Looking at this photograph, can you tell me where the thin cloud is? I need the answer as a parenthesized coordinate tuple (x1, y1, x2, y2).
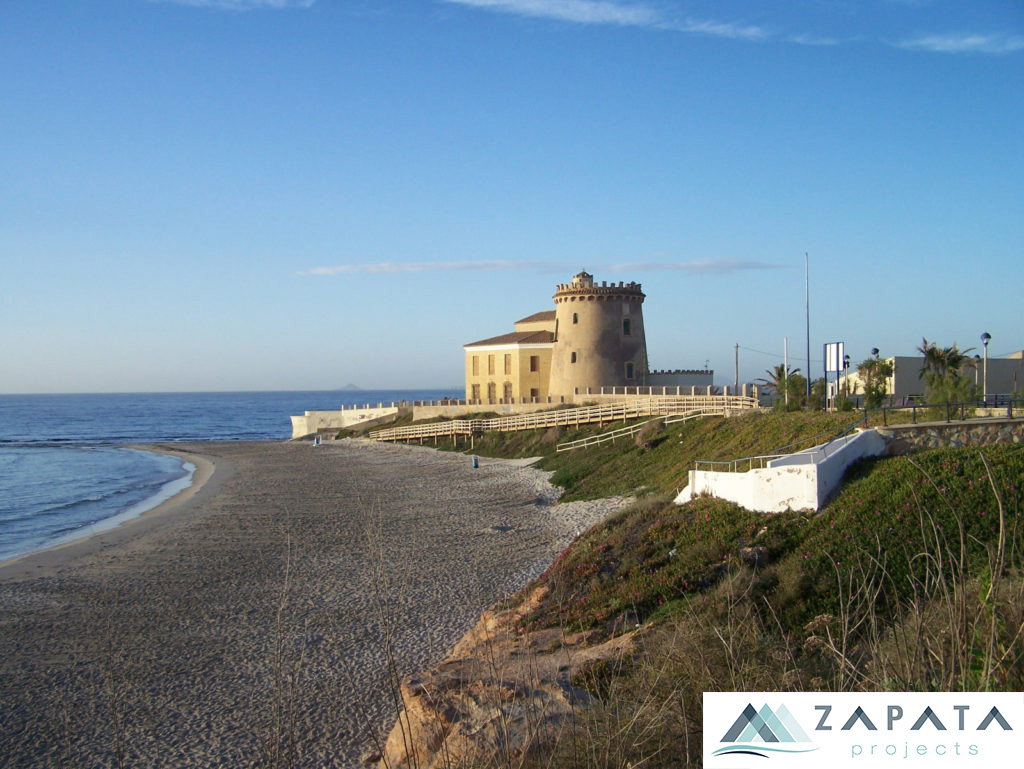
(153, 0, 314, 10)
(441, 0, 771, 41)
(608, 259, 781, 275)
(298, 260, 552, 276)
(895, 32, 1024, 54)
(441, 0, 659, 27)
(443, 0, 1024, 55)
(299, 258, 781, 277)
(666, 16, 769, 42)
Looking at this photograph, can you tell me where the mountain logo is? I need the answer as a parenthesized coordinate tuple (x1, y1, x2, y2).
(713, 702, 820, 759)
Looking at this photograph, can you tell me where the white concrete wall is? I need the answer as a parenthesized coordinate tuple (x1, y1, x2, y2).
(675, 429, 887, 513)
(290, 407, 399, 438)
(679, 465, 819, 512)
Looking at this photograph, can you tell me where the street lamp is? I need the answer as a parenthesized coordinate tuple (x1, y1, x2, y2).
(871, 347, 879, 360)
(981, 332, 991, 404)
(974, 355, 981, 389)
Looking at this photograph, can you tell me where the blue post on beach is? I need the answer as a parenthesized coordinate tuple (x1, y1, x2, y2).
(472, 455, 478, 469)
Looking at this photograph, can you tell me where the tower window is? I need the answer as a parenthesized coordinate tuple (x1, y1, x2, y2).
(626, 362, 634, 380)
(571, 352, 578, 364)
(572, 312, 579, 324)
(623, 319, 631, 336)
(529, 355, 539, 372)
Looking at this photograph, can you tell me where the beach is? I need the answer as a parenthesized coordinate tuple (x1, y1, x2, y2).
(0, 439, 628, 768)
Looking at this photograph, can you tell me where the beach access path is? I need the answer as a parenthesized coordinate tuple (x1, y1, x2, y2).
(0, 439, 628, 769)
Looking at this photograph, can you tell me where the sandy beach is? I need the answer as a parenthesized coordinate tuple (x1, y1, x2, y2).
(0, 439, 628, 768)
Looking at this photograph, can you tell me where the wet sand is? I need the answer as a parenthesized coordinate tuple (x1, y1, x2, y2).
(0, 440, 628, 768)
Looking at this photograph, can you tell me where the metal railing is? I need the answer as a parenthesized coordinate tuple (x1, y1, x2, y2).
(690, 398, 1024, 476)
(369, 395, 759, 443)
(866, 398, 1024, 426)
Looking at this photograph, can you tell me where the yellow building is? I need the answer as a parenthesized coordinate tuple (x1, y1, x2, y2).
(464, 272, 713, 405)
(464, 311, 555, 405)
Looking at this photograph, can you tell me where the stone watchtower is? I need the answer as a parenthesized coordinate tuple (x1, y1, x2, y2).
(547, 271, 648, 399)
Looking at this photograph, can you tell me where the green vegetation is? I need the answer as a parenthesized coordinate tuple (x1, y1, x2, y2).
(517, 443, 1024, 767)
(857, 355, 894, 409)
(917, 337, 979, 405)
(429, 409, 1024, 767)
(444, 410, 858, 502)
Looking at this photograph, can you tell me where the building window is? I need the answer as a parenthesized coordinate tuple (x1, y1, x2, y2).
(503, 382, 513, 402)
(626, 362, 634, 380)
(530, 388, 539, 401)
(488, 355, 495, 375)
(571, 352, 577, 364)
(504, 354, 512, 375)
(471, 384, 480, 402)
(487, 382, 496, 404)
(623, 319, 631, 336)
(529, 355, 539, 372)
(472, 356, 479, 376)
(572, 312, 579, 324)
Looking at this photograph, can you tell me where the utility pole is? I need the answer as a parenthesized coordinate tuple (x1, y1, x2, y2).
(784, 336, 789, 407)
(734, 343, 739, 394)
(805, 252, 811, 401)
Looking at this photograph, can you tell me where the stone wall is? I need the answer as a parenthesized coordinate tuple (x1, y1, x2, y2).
(877, 418, 1024, 455)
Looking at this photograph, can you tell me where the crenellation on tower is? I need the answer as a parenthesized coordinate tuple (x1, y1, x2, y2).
(548, 271, 648, 398)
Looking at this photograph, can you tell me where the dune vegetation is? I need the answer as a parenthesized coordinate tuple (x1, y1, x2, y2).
(432, 411, 1024, 767)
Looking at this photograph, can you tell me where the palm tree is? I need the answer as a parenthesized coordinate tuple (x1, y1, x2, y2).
(756, 364, 800, 394)
(917, 338, 977, 403)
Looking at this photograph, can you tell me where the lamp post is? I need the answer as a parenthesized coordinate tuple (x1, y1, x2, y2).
(843, 353, 850, 401)
(981, 332, 991, 404)
(974, 355, 981, 389)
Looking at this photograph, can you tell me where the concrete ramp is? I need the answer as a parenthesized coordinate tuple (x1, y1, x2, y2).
(675, 428, 886, 513)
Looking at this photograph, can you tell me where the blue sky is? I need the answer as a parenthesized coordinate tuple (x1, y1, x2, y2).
(2, 0, 1021, 393)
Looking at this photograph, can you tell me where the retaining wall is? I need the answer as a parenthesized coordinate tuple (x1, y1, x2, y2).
(877, 418, 1024, 454)
(675, 417, 1023, 514)
(290, 406, 402, 439)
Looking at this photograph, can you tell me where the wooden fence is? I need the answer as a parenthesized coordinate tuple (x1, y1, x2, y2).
(554, 407, 733, 452)
(368, 395, 759, 444)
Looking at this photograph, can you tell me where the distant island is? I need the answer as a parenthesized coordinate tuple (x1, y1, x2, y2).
(336, 384, 362, 391)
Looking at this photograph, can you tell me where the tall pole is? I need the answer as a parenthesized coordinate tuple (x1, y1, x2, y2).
(805, 252, 811, 400)
(981, 332, 991, 403)
(734, 343, 739, 395)
(782, 337, 790, 409)
(784, 336, 789, 407)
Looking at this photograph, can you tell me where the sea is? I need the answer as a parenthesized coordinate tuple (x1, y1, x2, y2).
(0, 389, 458, 562)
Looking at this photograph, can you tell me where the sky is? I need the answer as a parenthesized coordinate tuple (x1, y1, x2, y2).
(1, 0, 1022, 393)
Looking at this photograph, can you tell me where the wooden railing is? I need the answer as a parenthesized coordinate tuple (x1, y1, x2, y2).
(369, 395, 759, 443)
(555, 407, 730, 452)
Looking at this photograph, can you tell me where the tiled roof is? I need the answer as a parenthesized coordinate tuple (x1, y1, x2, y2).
(515, 310, 556, 324)
(464, 330, 555, 348)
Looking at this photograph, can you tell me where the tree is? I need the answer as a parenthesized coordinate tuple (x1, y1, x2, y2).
(756, 364, 801, 408)
(916, 338, 978, 403)
(857, 356, 894, 409)
(808, 377, 826, 411)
